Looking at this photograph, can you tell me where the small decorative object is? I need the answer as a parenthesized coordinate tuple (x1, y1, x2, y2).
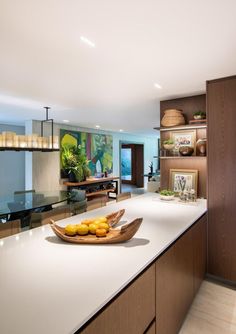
(193, 111, 206, 120)
(171, 130, 196, 154)
(160, 189, 175, 201)
(179, 146, 194, 156)
(161, 109, 185, 127)
(196, 138, 207, 156)
(163, 139, 175, 150)
(169, 169, 198, 195)
(149, 162, 153, 174)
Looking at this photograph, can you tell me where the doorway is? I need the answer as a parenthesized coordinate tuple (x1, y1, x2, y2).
(120, 143, 144, 193)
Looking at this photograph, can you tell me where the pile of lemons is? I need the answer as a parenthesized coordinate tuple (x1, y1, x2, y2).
(65, 216, 110, 238)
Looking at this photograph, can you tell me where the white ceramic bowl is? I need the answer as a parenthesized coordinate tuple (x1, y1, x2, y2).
(160, 194, 175, 201)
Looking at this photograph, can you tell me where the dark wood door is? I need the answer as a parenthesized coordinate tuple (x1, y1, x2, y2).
(207, 75, 236, 282)
(121, 144, 144, 187)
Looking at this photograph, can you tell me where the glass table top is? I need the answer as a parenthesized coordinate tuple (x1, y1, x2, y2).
(0, 191, 70, 216)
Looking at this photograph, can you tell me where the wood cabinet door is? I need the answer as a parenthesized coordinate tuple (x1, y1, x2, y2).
(156, 230, 194, 334)
(192, 214, 207, 294)
(81, 264, 155, 334)
(146, 321, 156, 334)
(207, 76, 236, 282)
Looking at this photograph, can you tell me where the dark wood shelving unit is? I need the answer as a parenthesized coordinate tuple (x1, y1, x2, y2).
(159, 94, 207, 198)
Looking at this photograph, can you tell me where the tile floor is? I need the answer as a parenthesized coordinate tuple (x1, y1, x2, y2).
(179, 280, 236, 334)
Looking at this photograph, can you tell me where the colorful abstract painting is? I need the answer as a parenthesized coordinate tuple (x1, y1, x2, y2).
(60, 129, 113, 176)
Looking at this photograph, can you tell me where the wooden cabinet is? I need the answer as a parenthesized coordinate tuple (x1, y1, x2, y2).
(156, 214, 206, 334)
(80, 264, 156, 334)
(192, 214, 207, 293)
(80, 214, 206, 334)
(146, 321, 156, 334)
(207, 75, 236, 282)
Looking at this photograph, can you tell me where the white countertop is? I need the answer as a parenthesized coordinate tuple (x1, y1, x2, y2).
(0, 193, 207, 334)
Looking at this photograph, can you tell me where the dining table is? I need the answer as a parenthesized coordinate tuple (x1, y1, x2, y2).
(0, 190, 70, 222)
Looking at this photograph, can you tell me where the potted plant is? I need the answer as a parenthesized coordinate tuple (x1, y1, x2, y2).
(163, 139, 175, 150)
(61, 144, 90, 182)
(193, 111, 206, 120)
(159, 189, 175, 201)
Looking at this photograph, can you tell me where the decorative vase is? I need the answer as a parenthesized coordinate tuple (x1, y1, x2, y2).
(196, 139, 207, 156)
(179, 146, 194, 156)
(161, 109, 185, 127)
(68, 171, 77, 182)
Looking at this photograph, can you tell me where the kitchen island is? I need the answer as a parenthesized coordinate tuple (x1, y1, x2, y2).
(0, 193, 207, 334)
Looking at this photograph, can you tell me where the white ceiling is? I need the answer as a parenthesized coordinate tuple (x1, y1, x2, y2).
(0, 0, 236, 135)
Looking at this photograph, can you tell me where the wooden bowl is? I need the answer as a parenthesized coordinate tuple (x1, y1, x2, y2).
(179, 146, 194, 156)
(50, 209, 143, 244)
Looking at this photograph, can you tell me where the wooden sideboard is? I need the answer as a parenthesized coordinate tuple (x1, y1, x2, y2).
(63, 177, 119, 198)
(79, 213, 207, 334)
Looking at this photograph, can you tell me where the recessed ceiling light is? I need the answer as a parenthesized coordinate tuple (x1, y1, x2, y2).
(95, 125, 100, 129)
(63, 120, 70, 123)
(80, 36, 95, 48)
(154, 83, 162, 89)
(119, 129, 124, 132)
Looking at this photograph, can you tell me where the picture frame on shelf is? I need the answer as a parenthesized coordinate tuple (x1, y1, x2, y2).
(171, 130, 196, 155)
(169, 169, 198, 194)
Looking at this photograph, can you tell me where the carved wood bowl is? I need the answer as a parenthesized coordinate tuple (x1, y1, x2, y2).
(50, 209, 143, 244)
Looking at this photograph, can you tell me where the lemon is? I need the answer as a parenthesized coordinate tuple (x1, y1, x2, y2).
(77, 224, 89, 235)
(81, 219, 94, 226)
(98, 222, 110, 232)
(96, 228, 107, 237)
(65, 224, 77, 236)
(97, 217, 108, 224)
(89, 223, 99, 235)
(93, 219, 102, 226)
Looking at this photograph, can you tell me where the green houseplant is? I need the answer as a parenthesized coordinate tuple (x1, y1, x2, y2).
(61, 144, 90, 182)
(163, 139, 175, 150)
(193, 111, 206, 120)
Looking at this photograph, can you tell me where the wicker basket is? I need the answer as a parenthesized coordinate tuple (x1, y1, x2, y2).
(161, 109, 185, 127)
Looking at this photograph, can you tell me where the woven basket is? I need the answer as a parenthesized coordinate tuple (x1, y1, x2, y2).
(161, 109, 185, 127)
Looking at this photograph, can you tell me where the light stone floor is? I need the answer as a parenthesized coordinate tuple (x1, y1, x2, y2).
(179, 280, 236, 334)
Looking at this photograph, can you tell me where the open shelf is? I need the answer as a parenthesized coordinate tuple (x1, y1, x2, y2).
(160, 156, 206, 159)
(86, 188, 116, 197)
(154, 124, 207, 132)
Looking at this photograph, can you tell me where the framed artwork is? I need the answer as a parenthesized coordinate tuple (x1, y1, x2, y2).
(169, 169, 198, 194)
(60, 129, 113, 177)
(171, 130, 196, 154)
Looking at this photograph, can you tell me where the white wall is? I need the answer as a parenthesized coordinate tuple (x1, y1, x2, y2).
(0, 124, 25, 196)
(27, 121, 159, 191)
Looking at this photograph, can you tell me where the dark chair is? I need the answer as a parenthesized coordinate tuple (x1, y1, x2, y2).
(0, 219, 21, 238)
(30, 207, 72, 228)
(116, 192, 131, 202)
(69, 189, 87, 215)
(86, 197, 107, 211)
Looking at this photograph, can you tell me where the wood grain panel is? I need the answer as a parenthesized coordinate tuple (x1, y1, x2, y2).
(207, 76, 236, 282)
(156, 230, 194, 334)
(160, 157, 207, 198)
(160, 95, 206, 124)
(145, 321, 156, 334)
(81, 264, 155, 334)
(192, 215, 207, 294)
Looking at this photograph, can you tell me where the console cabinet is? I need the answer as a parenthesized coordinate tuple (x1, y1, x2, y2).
(80, 214, 206, 334)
